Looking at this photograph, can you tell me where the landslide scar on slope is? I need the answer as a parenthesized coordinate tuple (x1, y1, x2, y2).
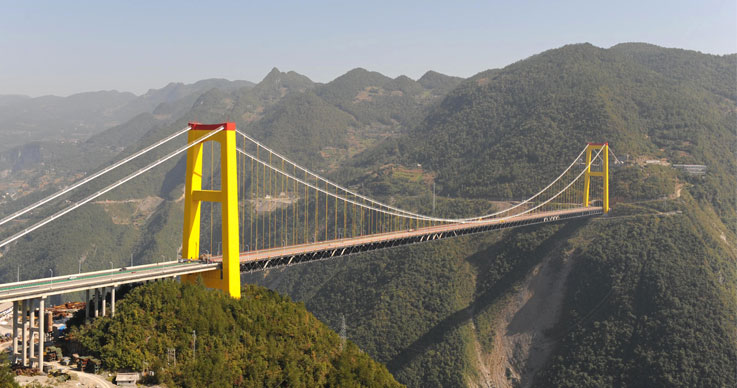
(482, 251, 574, 388)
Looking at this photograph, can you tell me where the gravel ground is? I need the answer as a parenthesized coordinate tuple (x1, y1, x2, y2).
(15, 361, 115, 388)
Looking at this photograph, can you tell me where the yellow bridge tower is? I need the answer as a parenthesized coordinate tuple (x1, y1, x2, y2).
(181, 122, 241, 298)
(583, 142, 609, 213)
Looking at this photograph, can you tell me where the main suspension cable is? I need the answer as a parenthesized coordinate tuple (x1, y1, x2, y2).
(0, 127, 223, 249)
(0, 126, 191, 227)
(237, 147, 458, 223)
(237, 128, 591, 224)
(458, 147, 588, 222)
(236, 129, 425, 219)
(237, 144, 592, 224)
(500, 148, 604, 221)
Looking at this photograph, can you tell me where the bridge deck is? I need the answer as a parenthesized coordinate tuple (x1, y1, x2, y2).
(0, 261, 218, 303)
(0, 206, 601, 303)
(234, 206, 602, 272)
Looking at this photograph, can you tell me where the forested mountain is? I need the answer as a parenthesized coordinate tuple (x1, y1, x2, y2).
(249, 43, 736, 387)
(247, 91, 357, 169)
(315, 67, 458, 128)
(69, 281, 403, 387)
(400, 44, 734, 205)
(609, 43, 737, 101)
(418, 70, 464, 93)
(1, 43, 734, 388)
(120, 78, 255, 120)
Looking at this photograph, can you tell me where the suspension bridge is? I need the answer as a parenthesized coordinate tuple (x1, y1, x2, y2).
(0, 122, 610, 369)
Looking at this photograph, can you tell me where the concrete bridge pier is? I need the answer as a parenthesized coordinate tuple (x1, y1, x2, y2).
(101, 287, 107, 316)
(29, 300, 34, 361)
(84, 290, 88, 323)
(111, 286, 116, 317)
(81, 287, 116, 322)
(93, 288, 99, 318)
(9, 298, 47, 370)
(21, 299, 27, 366)
(36, 297, 44, 372)
(12, 301, 18, 360)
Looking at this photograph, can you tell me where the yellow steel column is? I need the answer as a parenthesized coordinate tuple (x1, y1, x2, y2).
(334, 185, 338, 240)
(181, 122, 241, 299)
(182, 131, 204, 260)
(603, 144, 609, 213)
(583, 142, 610, 213)
(583, 146, 592, 207)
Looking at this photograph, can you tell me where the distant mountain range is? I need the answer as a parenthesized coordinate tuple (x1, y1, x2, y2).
(0, 79, 254, 151)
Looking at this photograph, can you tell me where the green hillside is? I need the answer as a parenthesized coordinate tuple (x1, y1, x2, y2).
(252, 43, 736, 387)
(539, 196, 736, 387)
(400, 44, 734, 210)
(70, 281, 403, 388)
(246, 91, 358, 170)
(418, 70, 464, 94)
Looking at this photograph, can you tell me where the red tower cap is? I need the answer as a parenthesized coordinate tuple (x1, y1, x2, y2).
(188, 122, 235, 131)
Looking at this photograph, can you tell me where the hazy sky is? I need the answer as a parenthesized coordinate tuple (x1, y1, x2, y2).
(2, 0, 735, 97)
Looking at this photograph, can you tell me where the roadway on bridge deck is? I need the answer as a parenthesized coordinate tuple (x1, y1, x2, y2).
(232, 206, 602, 265)
(0, 261, 218, 303)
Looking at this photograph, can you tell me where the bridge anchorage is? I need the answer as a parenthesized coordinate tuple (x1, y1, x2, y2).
(0, 121, 610, 368)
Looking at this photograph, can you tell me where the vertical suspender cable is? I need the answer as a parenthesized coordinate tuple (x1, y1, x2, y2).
(282, 159, 285, 246)
(250, 145, 254, 251)
(240, 136, 245, 251)
(259, 149, 269, 249)
(292, 165, 299, 245)
(314, 177, 318, 242)
(255, 145, 259, 250)
(262, 148, 266, 249)
(268, 152, 272, 249)
(325, 180, 328, 241)
(210, 141, 214, 255)
(352, 199, 356, 238)
(360, 200, 364, 236)
(304, 170, 308, 244)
